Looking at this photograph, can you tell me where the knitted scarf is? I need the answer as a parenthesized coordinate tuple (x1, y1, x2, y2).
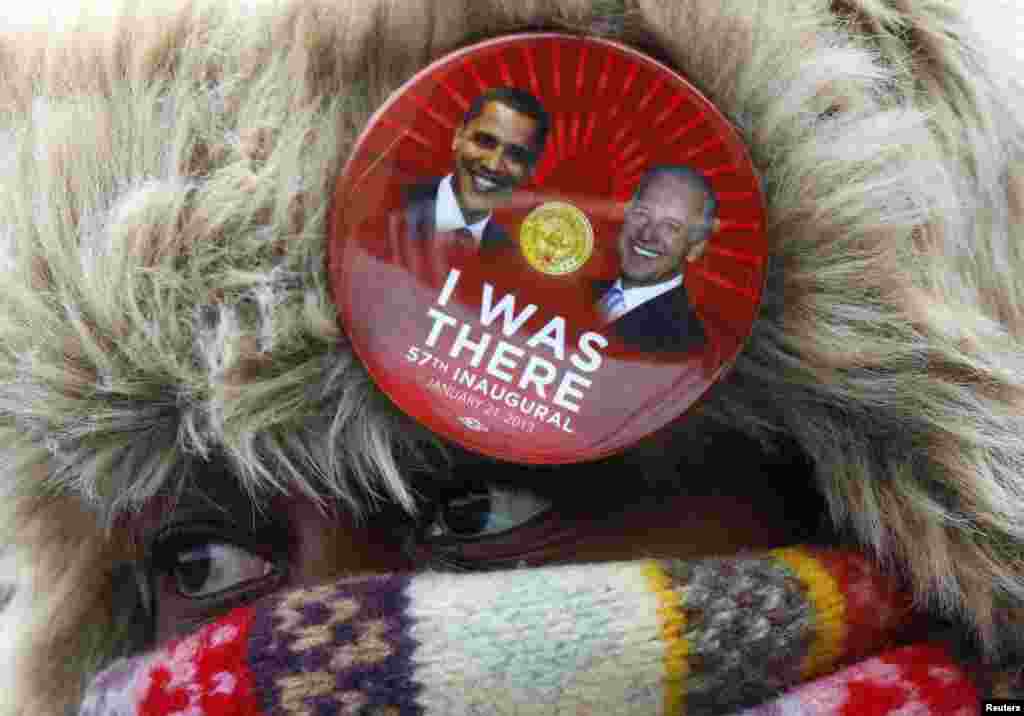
(78, 546, 1023, 715)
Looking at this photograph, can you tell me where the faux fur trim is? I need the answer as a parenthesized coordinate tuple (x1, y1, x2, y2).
(0, 0, 1021, 712)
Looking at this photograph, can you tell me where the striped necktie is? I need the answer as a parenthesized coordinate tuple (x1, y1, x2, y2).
(599, 285, 625, 321)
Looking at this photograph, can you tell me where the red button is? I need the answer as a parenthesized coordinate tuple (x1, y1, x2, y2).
(328, 34, 768, 464)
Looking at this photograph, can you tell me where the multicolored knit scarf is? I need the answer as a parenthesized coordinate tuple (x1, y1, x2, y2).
(79, 547, 1023, 715)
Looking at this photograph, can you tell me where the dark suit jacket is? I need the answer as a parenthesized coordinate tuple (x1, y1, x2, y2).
(404, 177, 512, 255)
(594, 279, 706, 353)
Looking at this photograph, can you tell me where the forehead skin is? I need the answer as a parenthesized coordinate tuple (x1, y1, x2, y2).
(635, 174, 708, 229)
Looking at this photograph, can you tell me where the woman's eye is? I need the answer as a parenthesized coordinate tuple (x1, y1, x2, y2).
(424, 484, 552, 540)
(165, 542, 276, 599)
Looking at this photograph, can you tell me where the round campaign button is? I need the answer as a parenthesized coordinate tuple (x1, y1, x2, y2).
(328, 34, 768, 464)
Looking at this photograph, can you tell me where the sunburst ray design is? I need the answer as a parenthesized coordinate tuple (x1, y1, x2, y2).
(520, 45, 541, 99)
(611, 122, 633, 148)
(666, 111, 707, 145)
(690, 265, 758, 299)
(405, 92, 455, 131)
(707, 245, 766, 266)
(464, 59, 488, 94)
(496, 51, 513, 86)
(654, 93, 686, 127)
(551, 41, 561, 97)
(620, 173, 644, 191)
(555, 115, 567, 162)
(683, 135, 724, 160)
(718, 220, 761, 233)
(716, 192, 757, 202)
(616, 139, 643, 165)
(614, 172, 643, 198)
(378, 117, 431, 149)
(636, 76, 666, 114)
(582, 114, 598, 150)
(570, 114, 581, 157)
(597, 47, 614, 95)
(704, 163, 737, 177)
(621, 153, 649, 178)
(346, 135, 417, 195)
(620, 61, 640, 96)
(438, 78, 469, 112)
(576, 45, 589, 95)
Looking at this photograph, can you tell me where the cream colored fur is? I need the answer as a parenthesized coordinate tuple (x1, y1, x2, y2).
(0, 0, 1021, 712)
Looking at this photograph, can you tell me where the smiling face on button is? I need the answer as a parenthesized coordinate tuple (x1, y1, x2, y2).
(451, 100, 540, 223)
(617, 174, 709, 289)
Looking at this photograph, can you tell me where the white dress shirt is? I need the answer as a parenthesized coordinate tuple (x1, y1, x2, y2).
(434, 174, 491, 246)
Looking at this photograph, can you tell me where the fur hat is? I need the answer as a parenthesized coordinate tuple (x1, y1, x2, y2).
(0, 0, 1022, 712)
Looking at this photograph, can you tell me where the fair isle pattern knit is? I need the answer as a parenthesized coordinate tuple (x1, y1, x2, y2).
(406, 561, 665, 714)
(81, 607, 262, 716)
(738, 645, 980, 716)
(248, 573, 419, 715)
(662, 554, 816, 710)
(78, 547, 1014, 715)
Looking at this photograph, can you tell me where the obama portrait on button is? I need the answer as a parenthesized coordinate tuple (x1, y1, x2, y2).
(403, 87, 551, 258)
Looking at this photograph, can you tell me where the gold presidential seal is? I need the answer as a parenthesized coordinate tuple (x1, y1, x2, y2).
(519, 202, 594, 275)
